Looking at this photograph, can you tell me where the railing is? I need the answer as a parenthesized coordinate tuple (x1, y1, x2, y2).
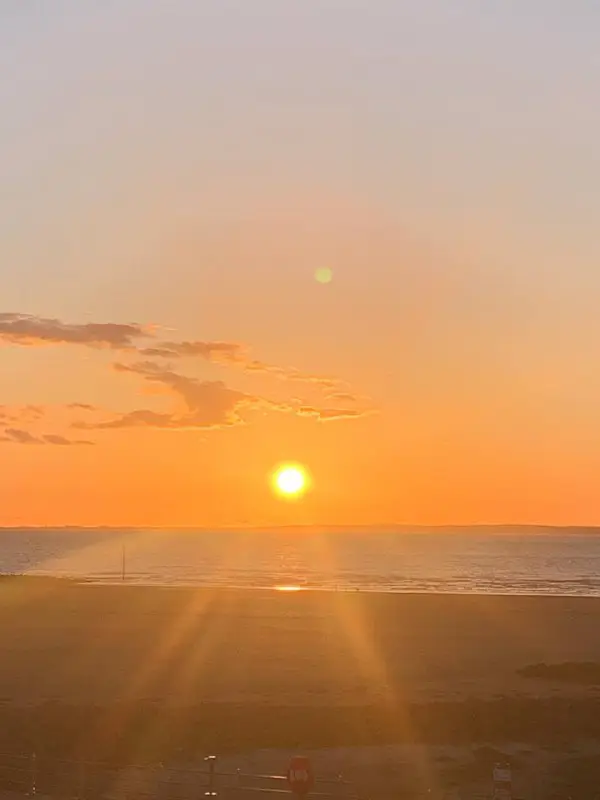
(0, 752, 358, 800)
(0, 751, 539, 800)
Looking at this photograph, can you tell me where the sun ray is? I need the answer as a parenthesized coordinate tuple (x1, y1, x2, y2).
(81, 586, 219, 760)
(295, 530, 440, 795)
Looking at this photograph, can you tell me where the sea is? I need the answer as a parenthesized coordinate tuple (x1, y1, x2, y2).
(1, 527, 600, 596)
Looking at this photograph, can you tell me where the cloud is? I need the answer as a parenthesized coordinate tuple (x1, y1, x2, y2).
(1, 313, 375, 443)
(243, 359, 340, 388)
(79, 410, 184, 430)
(43, 434, 94, 446)
(0, 309, 354, 396)
(325, 391, 362, 403)
(0, 428, 93, 445)
(297, 406, 377, 422)
(0, 313, 149, 349)
(3, 428, 40, 444)
(140, 339, 341, 388)
(67, 403, 97, 412)
(0, 406, 34, 425)
(114, 361, 256, 423)
(0, 404, 49, 423)
(21, 405, 45, 420)
(139, 341, 246, 363)
(0, 311, 349, 388)
(78, 362, 269, 431)
(76, 360, 375, 432)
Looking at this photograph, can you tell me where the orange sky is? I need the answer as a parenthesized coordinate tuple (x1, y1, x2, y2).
(2, 3, 600, 526)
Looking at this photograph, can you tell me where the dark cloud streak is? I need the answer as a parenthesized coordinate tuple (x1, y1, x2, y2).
(0, 427, 93, 445)
(0, 313, 149, 349)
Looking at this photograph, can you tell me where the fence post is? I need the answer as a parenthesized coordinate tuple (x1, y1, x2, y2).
(158, 762, 167, 800)
(29, 753, 36, 797)
(204, 755, 217, 798)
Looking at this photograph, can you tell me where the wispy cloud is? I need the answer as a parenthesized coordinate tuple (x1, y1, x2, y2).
(78, 361, 272, 431)
(0, 313, 348, 389)
(79, 409, 185, 430)
(0, 408, 32, 426)
(116, 361, 259, 421)
(43, 434, 94, 446)
(2, 428, 40, 445)
(297, 406, 376, 421)
(21, 405, 45, 420)
(325, 391, 363, 403)
(139, 341, 246, 362)
(0, 312, 345, 389)
(76, 361, 371, 432)
(0, 428, 93, 445)
(0, 313, 149, 349)
(1, 312, 375, 440)
(140, 339, 341, 388)
(242, 359, 340, 388)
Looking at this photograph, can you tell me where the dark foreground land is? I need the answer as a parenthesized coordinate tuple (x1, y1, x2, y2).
(2, 579, 600, 796)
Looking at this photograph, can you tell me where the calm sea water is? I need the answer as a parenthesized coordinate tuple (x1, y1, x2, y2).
(2, 527, 600, 596)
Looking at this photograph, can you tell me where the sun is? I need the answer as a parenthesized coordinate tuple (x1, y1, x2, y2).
(272, 464, 309, 499)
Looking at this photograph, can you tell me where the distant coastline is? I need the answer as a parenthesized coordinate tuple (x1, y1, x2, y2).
(2, 524, 600, 533)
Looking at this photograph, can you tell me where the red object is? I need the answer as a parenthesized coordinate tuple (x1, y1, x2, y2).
(287, 756, 314, 796)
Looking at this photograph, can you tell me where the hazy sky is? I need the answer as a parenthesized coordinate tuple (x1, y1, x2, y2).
(2, 1, 600, 525)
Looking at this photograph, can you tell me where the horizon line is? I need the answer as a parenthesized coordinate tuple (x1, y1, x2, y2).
(0, 523, 600, 532)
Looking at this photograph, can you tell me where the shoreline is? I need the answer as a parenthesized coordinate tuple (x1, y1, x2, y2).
(9, 574, 600, 599)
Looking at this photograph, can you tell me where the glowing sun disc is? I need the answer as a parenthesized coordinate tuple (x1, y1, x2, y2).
(272, 464, 309, 498)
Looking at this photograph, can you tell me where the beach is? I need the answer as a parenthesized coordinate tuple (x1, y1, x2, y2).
(3, 581, 600, 707)
(2, 580, 600, 796)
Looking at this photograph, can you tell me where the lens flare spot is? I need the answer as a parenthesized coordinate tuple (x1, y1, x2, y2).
(315, 268, 333, 284)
